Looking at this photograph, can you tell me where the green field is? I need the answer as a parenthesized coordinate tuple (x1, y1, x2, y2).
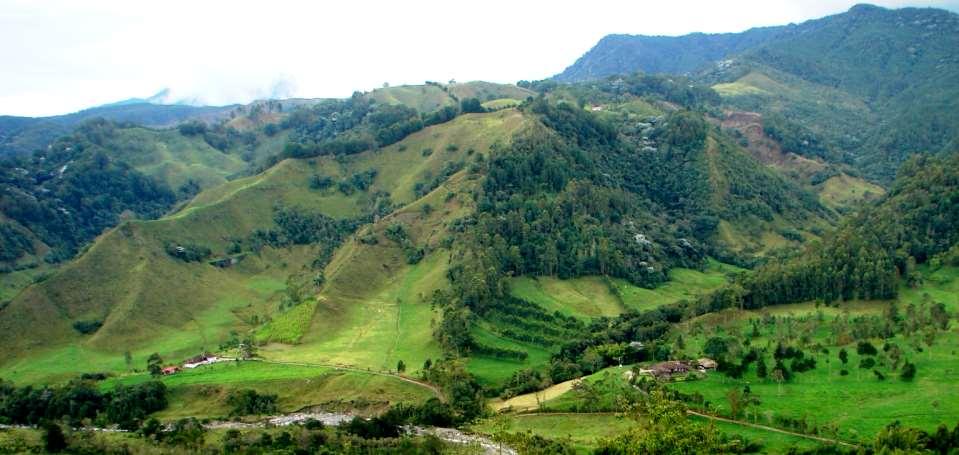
(472, 413, 634, 454)
(493, 365, 844, 453)
(103, 361, 434, 420)
(508, 259, 742, 319)
(467, 324, 554, 386)
(692, 417, 823, 453)
(509, 276, 625, 318)
(817, 173, 885, 210)
(482, 98, 521, 110)
(469, 260, 741, 387)
(668, 266, 959, 443)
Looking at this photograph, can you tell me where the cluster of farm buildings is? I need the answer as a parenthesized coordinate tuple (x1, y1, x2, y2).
(161, 354, 229, 375)
(640, 358, 718, 379)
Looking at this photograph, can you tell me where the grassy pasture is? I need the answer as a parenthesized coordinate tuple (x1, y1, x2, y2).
(508, 276, 624, 319)
(473, 260, 741, 387)
(817, 173, 885, 210)
(466, 324, 554, 387)
(472, 413, 633, 454)
(481, 98, 521, 110)
(508, 259, 742, 319)
(369, 84, 454, 113)
(102, 361, 432, 420)
(669, 266, 959, 442)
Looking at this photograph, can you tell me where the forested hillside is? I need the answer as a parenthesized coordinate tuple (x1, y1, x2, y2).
(555, 4, 959, 183)
(553, 27, 787, 82)
(0, 113, 274, 269)
(738, 153, 959, 308)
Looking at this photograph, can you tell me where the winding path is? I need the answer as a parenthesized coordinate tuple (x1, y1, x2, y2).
(515, 411, 858, 448)
(684, 410, 859, 448)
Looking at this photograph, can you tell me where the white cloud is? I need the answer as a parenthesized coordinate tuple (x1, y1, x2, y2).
(0, 0, 957, 116)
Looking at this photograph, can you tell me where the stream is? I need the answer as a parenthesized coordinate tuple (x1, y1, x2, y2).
(204, 411, 515, 455)
(4, 412, 514, 454)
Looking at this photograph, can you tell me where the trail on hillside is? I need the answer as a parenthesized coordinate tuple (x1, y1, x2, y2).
(253, 358, 446, 402)
(685, 410, 859, 448)
(514, 411, 858, 448)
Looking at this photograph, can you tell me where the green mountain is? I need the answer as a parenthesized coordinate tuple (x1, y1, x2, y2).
(553, 27, 788, 82)
(556, 4, 959, 182)
(0, 75, 829, 393)
(0, 108, 285, 271)
(2, 13, 959, 450)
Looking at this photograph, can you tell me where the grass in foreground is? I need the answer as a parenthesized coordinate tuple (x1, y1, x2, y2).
(669, 267, 959, 442)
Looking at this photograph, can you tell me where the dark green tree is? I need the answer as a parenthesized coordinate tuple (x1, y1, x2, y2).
(756, 356, 768, 379)
(147, 352, 163, 377)
(42, 421, 67, 453)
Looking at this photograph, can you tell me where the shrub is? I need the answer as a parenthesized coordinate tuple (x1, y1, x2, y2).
(165, 243, 211, 262)
(309, 174, 333, 190)
(42, 422, 67, 453)
(900, 362, 917, 381)
(857, 341, 878, 356)
(226, 389, 278, 416)
(460, 98, 485, 113)
(72, 320, 103, 335)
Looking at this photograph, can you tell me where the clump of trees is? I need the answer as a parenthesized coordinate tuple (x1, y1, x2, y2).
(595, 389, 758, 453)
(0, 379, 167, 430)
(276, 92, 472, 164)
(165, 242, 212, 262)
(226, 389, 278, 416)
(384, 223, 424, 264)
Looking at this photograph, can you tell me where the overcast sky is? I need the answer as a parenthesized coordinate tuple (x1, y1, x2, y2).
(2, 0, 958, 116)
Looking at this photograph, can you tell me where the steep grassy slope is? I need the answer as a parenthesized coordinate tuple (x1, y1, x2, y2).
(260, 111, 529, 375)
(370, 82, 533, 112)
(509, 260, 742, 319)
(709, 66, 875, 164)
(92, 126, 249, 190)
(701, 133, 832, 258)
(370, 84, 454, 113)
(448, 81, 534, 102)
(0, 109, 528, 384)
